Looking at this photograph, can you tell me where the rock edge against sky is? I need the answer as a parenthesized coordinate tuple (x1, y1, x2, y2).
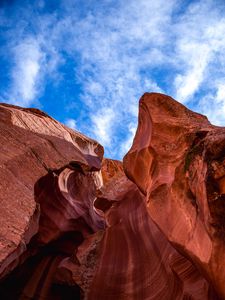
(0, 93, 225, 299)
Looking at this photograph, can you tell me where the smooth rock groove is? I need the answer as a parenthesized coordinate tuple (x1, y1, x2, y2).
(0, 94, 224, 299)
(124, 93, 225, 299)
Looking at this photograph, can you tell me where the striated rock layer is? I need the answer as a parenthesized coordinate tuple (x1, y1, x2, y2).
(0, 95, 224, 299)
(81, 160, 216, 299)
(124, 93, 225, 299)
(0, 103, 103, 284)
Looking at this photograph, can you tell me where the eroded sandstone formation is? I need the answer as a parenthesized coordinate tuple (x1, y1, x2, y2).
(0, 94, 224, 299)
(124, 93, 225, 299)
(0, 103, 103, 298)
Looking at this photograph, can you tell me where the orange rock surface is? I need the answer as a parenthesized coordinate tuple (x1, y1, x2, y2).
(0, 103, 103, 281)
(85, 160, 216, 299)
(0, 96, 224, 299)
(124, 93, 225, 299)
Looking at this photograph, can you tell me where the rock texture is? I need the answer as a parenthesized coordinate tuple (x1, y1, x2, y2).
(0, 94, 224, 299)
(124, 93, 225, 299)
(0, 103, 103, 280)
(80, 161, 216, 300)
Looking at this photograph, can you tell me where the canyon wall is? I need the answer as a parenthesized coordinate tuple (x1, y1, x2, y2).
(0, 94, 224, 299)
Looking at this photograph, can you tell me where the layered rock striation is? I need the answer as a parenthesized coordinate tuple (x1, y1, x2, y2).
(0, 94, 224, 299)
(124, 93, 225, 299)
(0, 103, 103, 298)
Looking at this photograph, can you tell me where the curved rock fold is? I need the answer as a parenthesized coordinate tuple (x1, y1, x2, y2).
(0, 95, 224, 299)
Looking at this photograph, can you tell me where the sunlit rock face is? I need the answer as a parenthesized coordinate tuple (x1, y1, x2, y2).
(0, 96, 224, 299)
(124, 93, 225, 299)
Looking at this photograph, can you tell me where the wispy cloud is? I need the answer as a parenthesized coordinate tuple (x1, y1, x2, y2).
(1, 0, 225, 158)
(1, 8, 62, 107)
(173, 1, 225, 103)
(56, 0, 173, 154)
(174, 43, 211, 102)
(197, 80, 225, 126)
(120, 123, 137, 158)
(9, 37, 44, 106)
(91, 108, 115, 148)
(65, 118, 77, 130)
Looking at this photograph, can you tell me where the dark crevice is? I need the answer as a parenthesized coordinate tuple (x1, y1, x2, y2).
(184, 131, 208, 172)
(0, 231, 83, 300)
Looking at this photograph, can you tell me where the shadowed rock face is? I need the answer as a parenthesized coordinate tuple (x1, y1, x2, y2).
(124, 93, 225, 298)
(0, 97, 224, 299)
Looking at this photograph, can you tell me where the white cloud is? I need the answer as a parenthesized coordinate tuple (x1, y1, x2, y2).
(65, 118, 77, 130)
(120, 123, 137, 157)
(2, 11, 62, 107)
(173, 1, 225, 102)
(174, 43, 211, 102)
(91, 108, 115, 147)
(9, 37, 44, 106)
(57, 0, 174, 153)
(2, 0, 225, 158)
(198, 81, 225, 126)
(0, 1, 177, 156)
(216, 83, 225, 103)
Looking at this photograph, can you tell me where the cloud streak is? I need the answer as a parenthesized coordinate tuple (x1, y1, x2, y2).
(9, 37, 44, 106)
(1, 0, 225, 158)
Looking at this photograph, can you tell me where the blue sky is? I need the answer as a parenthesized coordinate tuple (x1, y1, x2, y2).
(1, 0, 225, 159)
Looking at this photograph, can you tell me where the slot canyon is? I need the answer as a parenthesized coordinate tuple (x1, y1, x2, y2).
(0, 93, 225, 299)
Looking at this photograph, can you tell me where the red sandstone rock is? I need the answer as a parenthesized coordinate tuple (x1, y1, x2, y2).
(124, 92, 225, 298)
(101, 158, 124, 184)
(35, 167, 104, 245)
(57, 159, 217, 299)
(0, 103, 103, 279)
(0, 98, 224, 300)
